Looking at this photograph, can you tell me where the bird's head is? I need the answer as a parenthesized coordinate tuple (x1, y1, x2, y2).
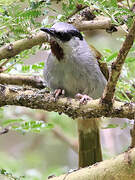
(40, 22, 83, 61)
(40, 22, 83, 42)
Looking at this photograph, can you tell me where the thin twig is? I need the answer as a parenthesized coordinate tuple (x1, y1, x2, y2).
(102, 18, 135, 107)
(130, 121, 135, 147)
(2, 59, 22, 72)
(52, 126, 78, 152)
(67, 5, 88, 19)
(127, 0, 130, 9)
(40, 112, 78, 152)
(0, 59, 10, 68)
(0, 128, 9, 135)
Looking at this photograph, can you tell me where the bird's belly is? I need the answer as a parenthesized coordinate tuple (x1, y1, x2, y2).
(62, 72, 84, 97)
(45, 61, 86, 97)
(44, 55, 106, 99)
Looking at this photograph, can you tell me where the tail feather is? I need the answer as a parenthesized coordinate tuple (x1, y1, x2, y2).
(77, 118, 102, 167)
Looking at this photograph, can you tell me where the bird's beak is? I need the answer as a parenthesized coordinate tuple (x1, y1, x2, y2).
(40, 27, 55, 36)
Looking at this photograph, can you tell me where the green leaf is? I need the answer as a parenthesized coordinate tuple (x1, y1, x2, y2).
(32, 63, 44, 70)
(104, 49, 112, 54)
(2, 118, 24, 126)
(106, 52, 118, 62)
(0, 168, 24, 180)
(0, 168, 6, 175)
(22, 65, 30, 72)
(0, 107, 4, 112)
(110, 0, 117, 7)
(125, 57, 135, 63)
(120, 122, 129, 129)
(12, 120, 54, 133)
(102, 123, 119, 129)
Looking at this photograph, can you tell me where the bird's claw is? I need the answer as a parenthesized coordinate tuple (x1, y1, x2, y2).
(53, 89, 65, 100)
(75, 93, 92, 104)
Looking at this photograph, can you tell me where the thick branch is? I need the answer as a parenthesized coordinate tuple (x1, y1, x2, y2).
(72, 17, 111, 31)
(0, 73, 45, 89)
(0, 32, 49, 61)
(0, 84, 135, 120)
(50, 148, 135, 180)
(102, 18, 135, 106)
(0, 17, 111, 61)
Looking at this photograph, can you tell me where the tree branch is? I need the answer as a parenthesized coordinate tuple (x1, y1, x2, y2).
(39, 111, 78, 152)
(102, 18, 135, 106)
(0, 17, 112, 61)
(50, 147, 135, 180)
(0, 32, 50, 61)
(51, 126, 78, 153)
(0, 73, 45, 89)
(0, 84, 135, 120)
(130, 121, 135, 148)
(72, 16, 111, 31)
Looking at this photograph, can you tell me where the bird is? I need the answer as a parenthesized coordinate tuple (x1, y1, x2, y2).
(41, 22, 107, 167)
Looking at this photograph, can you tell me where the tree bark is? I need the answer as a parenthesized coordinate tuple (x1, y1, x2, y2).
(0, 84, 135, 120)
(0, 32, 49, 60)
(50, 148, 135, 180)
(102, 17, 135, 106)
(0, 73, 45, 89)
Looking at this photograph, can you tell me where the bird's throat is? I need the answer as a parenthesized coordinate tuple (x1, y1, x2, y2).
(50, 40, 64, 61)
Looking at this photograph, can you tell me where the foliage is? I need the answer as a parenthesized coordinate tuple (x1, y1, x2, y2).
(0, 0, 135, 179)
(2, 119, 53, 133)
(1, 0, 135, 76)
(0, 168, 24, 180)
(0, 107, 77, 179)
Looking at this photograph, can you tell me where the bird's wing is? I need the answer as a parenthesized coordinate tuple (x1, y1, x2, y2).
(89, 44, 109, 80)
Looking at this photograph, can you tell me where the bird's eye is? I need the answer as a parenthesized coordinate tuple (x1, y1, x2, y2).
(55, 32, 63, 39)
(55, 32, 72, 42)
(69, 30, 83, 40)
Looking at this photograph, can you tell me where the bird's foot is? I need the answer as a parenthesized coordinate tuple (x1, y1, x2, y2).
(53, 89, 65, 99)
(75, 93, 92, 104)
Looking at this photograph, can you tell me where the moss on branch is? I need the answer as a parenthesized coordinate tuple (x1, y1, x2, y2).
(0, 84, 135, 120)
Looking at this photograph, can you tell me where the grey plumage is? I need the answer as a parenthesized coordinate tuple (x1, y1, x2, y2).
(42, 22, 107, 99)
(41, 22, 107, 167)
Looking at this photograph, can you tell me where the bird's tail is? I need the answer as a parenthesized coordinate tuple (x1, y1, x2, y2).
(77, 118, 102, 167)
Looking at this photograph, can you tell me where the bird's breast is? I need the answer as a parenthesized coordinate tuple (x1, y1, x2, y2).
(44, 40, 107, 98)
(50, 40, 64, 61)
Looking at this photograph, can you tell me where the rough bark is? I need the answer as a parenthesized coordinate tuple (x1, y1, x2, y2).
(72, 17, 111, 31)
(102, 18, 135, 107)
(0, 32, 50, 60)
(50, 148, 135, 180)
(0, 73, 45, 89)
(0, 84, 135, 120)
